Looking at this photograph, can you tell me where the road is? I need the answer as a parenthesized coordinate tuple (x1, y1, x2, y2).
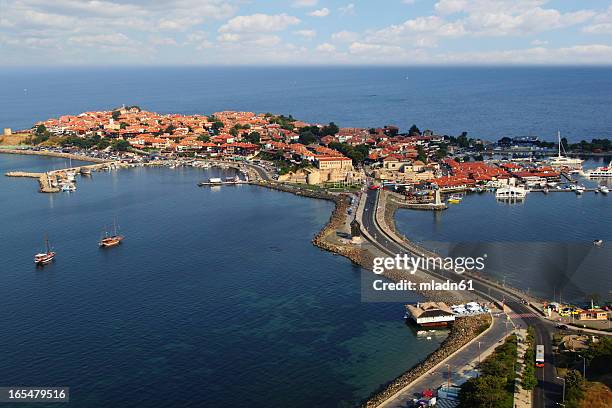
(380, 313, 509, 408)
(361, 189, 561, 408)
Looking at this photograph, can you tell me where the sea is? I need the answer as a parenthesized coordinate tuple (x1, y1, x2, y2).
(1, 66, 612, 142)
(0, 67, 611, 406)
(0, 154, 442, 408)
(395, 159, 612, 304)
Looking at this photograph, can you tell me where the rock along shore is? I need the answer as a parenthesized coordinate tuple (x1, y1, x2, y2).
(250, 180, 491, 408)
(0, 149, 108, 163)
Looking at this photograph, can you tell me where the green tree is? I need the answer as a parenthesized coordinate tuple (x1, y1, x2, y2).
(322, 122, 339, 136)
(417, 145, 427, 163)
(197, 134, 210, 142)
(564, 369, 584, 408)
(299, 131, 317, 145)
(111, 139, 130, 151)
(111, 110, 121, 120)
(245, 131, 260, 144)
(459, 376, 509, 408)
(97, 138, 110, 150)
(409, 124, 421, 136)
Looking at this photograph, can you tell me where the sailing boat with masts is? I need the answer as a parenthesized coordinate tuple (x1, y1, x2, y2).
(548, 131, 583, 170)
(98, 218, 124, 248)
(34, 235, 56, 265)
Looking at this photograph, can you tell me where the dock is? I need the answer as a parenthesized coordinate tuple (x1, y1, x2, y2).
(197, 180, 248, 186)
(529, 188, 598, 193)
(5, 161, 122, 193)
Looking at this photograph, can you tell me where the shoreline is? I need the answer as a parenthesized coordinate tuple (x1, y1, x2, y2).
(0, 148, 108, 163)
(250, 180, 492, 408)
(4, 151, 489, 407)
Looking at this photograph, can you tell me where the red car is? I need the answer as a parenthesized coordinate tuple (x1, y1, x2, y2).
(368, 185, 380, 190)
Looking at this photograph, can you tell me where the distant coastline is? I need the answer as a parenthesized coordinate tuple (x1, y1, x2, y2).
(0, 148, 105, 163)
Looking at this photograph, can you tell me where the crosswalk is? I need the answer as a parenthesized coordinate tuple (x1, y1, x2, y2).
(507, 312, 540, 319)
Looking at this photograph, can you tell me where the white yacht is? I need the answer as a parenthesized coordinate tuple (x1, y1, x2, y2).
(575, 185, 585, 195)
(496, 186, 528, 200)
(599, 185, 609, 194)
(61, 182, 76, 192)
(548, 131, 583, 170)
(583, 161, 612, 178)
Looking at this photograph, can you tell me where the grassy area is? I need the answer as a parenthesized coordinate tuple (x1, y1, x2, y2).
(458, 334, 517, 408)
(521, 327, 538, 391)
(580, 381, 612, 408)
(0, 133, 30, 146)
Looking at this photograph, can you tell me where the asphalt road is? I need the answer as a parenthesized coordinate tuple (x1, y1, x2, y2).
(380, 314, 509, 408)
(362, 189, 561, 408)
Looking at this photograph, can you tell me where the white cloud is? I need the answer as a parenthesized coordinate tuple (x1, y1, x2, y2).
(292, 0, 318, 7)
(308, 8, 330, 17)
(331, 30, 359, 42)
(348, 42, 404, 56)
(583, 6, 612, 34)
(294, 29, 317, 39)
(158, 17, 203, 31)
(219, 13, 301, 33)
(431, 1, 595, 36)
(185, 31, 213, 49)
(315, 42, 335, 52)
(438, 44, 612, 64)
(338, 4, 355, 15)
(530, 39, 548, 46)
(150, 36, 178, 46)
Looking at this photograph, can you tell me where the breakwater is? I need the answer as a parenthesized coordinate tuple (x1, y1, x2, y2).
(0, 149, 108, 163)
(361, 314, 491, 408)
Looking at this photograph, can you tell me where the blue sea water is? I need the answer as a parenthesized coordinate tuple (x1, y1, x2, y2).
(1, 66, 611, 142)
(0, 154, 442, 408)
(395, 159, 612, 303)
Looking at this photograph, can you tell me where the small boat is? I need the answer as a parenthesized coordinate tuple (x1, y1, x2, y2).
(61, 182, 76, 192)
(99, 219, 124, 248)
(575, 185, 585, 195)
(599, 186, 609, 194)
(80, 167, 92, 175)
(34, 235, 56, 265)
(593, 239, 604, 247)
(447, 194, 463, 204)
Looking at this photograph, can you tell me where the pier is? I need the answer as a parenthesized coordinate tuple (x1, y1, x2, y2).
(197, 180, 248, 186)
(5, 162, 122, 193)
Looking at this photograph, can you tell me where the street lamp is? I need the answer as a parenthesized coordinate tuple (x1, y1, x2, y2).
(477, 341, 482, 378)
(556, 376, 566, 403)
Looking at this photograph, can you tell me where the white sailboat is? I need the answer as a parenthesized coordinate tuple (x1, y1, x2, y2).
(548, 131, 583, 170)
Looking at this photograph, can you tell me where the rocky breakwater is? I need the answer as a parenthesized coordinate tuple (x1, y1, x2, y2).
(250, 180, 371, 266)
(361, 313, 492, 408)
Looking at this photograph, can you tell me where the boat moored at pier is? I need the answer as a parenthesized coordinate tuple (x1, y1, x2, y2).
(495, 186, 528, 200)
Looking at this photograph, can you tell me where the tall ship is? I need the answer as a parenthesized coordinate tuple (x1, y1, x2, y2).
(34, 235, 56, 265)
(99, 219, 124, 248)
(583, 160, 612, 178)
(547, 131, 583, 170)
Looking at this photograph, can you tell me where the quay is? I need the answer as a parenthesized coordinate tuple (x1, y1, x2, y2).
(530, 187, 598, 193)
(5, 161, 122, 193)
(197, 180, 248, 186)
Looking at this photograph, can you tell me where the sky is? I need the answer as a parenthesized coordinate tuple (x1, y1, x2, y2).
(1, 0, 612, 66)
